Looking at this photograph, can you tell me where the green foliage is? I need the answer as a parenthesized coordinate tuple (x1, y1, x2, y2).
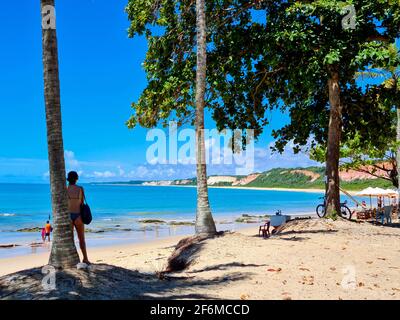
(311, 43, 400, 188)
(125, 1, 400, 170)
(267, 1, 400, 153)
(340, 178, 392, 190)
(325, 209, 338, 221)
(247, 167, 324, 189)
(245, 166, 392, 190)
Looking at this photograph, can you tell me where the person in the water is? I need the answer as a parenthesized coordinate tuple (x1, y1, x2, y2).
(43, 220, 52, 242)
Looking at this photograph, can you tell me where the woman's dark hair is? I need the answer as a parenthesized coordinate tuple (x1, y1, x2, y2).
(67, 171, 79, 184)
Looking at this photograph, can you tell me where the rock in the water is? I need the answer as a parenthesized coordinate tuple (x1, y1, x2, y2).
(16, 227, 42, 233)
(0, 244, 20, 249)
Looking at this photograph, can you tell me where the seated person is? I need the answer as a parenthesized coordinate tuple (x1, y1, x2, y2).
(361, 201, 367, 208)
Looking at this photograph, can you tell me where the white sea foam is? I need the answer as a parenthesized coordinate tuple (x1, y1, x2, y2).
(0, 213, 16, 217)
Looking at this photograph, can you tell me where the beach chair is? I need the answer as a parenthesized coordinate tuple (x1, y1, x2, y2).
(392, 205, 398, 220)
(375, 208, 384, 224)
(357, 208, 373, 220)
(355, 209, 368, 220)
(259, 221, 270, 238)
(384, 205, 393, 224)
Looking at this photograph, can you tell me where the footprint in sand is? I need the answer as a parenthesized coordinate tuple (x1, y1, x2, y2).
(300, 275, 314, 285)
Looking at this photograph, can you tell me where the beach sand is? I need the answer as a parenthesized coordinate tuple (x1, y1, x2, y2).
(140, 184, 360, 196)
(1, 218, 400, 299)
(136, 184, 328, 193)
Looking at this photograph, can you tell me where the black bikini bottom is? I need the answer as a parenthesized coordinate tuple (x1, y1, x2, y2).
(70, 213, 81, 222)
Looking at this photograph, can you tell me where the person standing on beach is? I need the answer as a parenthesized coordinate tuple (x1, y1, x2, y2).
(44, 221, 52, 242)
(377, 196, 383, 210)
(67, 171, 90, 264)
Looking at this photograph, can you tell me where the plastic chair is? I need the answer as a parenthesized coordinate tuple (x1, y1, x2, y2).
(376, 208, 384, 224)
(259, 221, 271, 238)
(384, 205, 393, 224)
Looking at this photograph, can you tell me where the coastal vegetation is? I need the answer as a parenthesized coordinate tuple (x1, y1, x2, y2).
(103, 165, 394, 191)
(125, 0, 400, 220)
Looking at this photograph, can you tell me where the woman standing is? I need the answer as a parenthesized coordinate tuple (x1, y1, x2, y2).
(67, 171, 90, 264)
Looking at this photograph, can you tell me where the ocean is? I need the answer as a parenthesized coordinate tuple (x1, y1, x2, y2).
(0, 183, 348, 258)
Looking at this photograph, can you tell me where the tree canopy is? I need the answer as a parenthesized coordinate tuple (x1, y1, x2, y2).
(126, 0, 399, 146)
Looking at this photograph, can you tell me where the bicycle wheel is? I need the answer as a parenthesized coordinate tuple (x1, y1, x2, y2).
(316, 204, 326, 218)
(340, 205, 352, 220)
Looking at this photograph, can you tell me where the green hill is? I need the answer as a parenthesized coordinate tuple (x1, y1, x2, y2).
(97, 166, 394, 191)
(246, 167, 392, 190)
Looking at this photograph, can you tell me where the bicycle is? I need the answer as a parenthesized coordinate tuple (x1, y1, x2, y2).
(315, 196, 352, 220)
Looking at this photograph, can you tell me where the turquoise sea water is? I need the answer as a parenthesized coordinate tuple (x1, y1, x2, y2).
(0, 183, 353, 258)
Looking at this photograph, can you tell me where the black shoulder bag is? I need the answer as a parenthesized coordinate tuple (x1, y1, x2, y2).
(80, 188, 93, 225)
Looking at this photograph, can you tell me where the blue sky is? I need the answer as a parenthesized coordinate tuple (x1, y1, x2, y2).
(0, 0, 319, 183)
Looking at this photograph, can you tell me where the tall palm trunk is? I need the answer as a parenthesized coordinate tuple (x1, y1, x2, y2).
(41, 0, 79, 268)
(325, 66, 342, 217)
(194, 0, 216, 235)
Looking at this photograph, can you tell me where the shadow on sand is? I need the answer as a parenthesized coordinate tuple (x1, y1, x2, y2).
(187, 262, 267, 273)
(0, 263, 250, 300)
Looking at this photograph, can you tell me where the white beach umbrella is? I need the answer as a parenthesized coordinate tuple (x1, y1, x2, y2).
(373, 187, 390, 195)
(383, 189, 398, 197)
(355, 187, 384, 208)
(355, 187, 381, 196)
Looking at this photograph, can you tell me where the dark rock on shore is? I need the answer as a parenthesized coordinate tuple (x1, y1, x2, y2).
(234, 217, 259, 223)
(168, 221, 195, 226)
(0, 244, 20, 249)
(16, 227, 42, 233)
(85, 227, 134, 234)
(138, 219, 166, 224)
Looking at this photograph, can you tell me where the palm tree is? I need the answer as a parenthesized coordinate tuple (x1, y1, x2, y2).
(194, 0, 217, 235)
(41, 0, 79, 268)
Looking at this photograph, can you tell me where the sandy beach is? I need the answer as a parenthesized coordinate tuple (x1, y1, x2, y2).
(1, 218, 400, 300)
(119, 184, 359, 196)
(113, 184, 328, 193)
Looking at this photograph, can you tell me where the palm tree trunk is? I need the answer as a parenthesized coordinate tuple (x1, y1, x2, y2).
(194, 0, 216, 235)
(41, 0, 79, 268)
(325, 66, 342, 217)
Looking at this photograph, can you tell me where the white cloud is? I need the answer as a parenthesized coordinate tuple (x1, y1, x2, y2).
(65, 150, 80, 168)
(117, 166, 125, 176)
(0, 138, 321, 183)
(93, 171, 116, 178)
